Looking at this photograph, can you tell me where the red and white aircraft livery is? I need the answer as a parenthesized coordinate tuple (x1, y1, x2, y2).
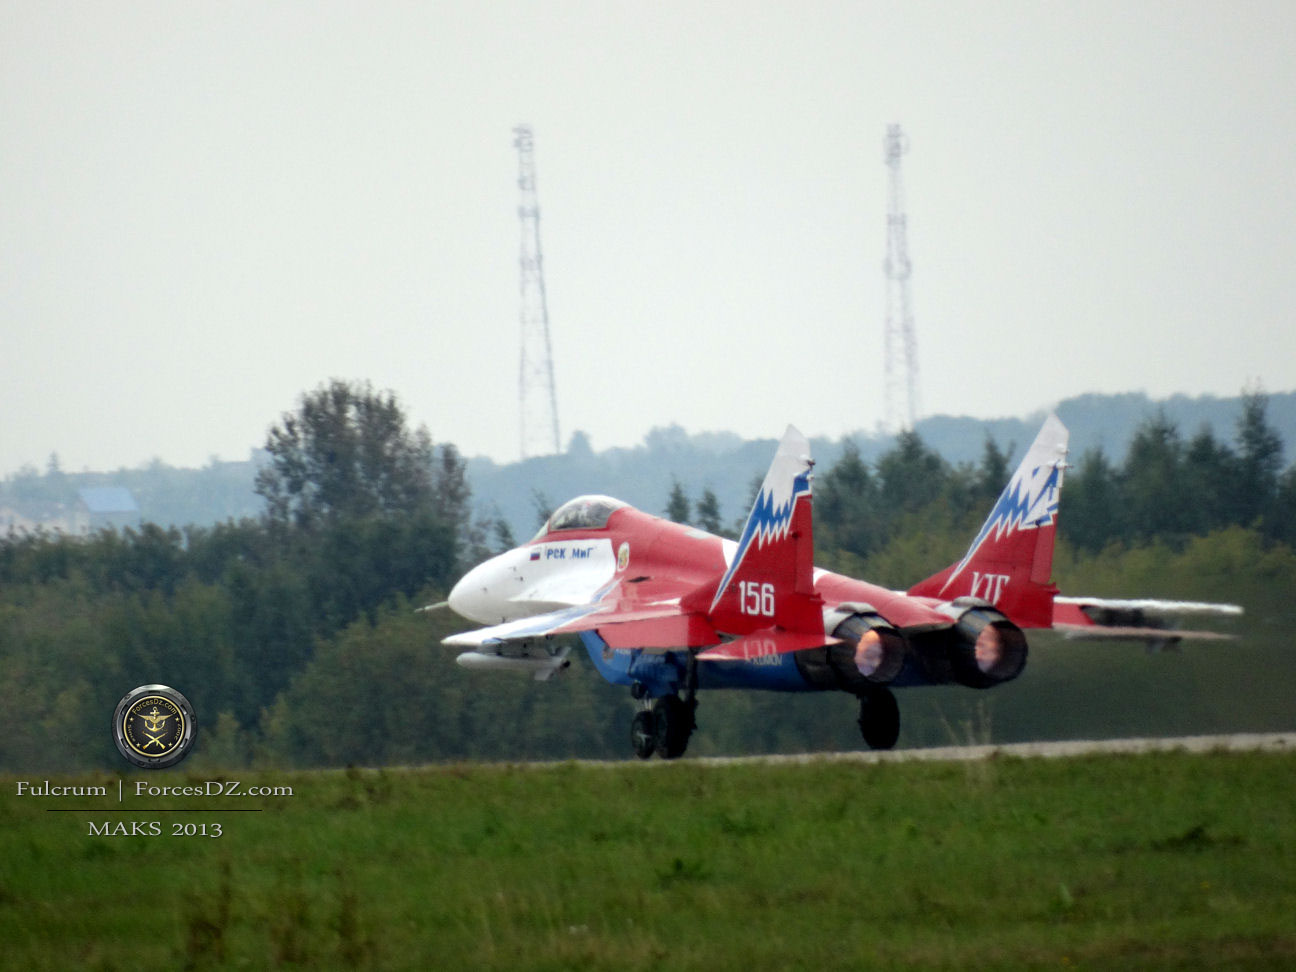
(442, 416, 1240, 759)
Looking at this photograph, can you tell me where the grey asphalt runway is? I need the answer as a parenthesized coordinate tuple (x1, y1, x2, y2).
(509, 733, 1295, 770)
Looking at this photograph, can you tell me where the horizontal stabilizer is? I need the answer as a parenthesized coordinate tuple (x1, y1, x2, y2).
(1051, 595, 1242, 646)
(1054, 624, 1238, 643)
(697, 629, 838, 662)
(1054, 596, 1243, 618)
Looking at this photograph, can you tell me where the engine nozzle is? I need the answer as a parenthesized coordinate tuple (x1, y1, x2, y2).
(951, 608, 1028, 688)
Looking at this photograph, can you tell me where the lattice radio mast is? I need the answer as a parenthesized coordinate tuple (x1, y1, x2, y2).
(513, 124, 561, 458)
(883, 123, 920, 433)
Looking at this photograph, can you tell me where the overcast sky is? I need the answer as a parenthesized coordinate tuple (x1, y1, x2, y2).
(3, 1, 1294, 475)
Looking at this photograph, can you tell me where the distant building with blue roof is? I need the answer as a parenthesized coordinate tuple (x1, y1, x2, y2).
(77, 487, 140, 532)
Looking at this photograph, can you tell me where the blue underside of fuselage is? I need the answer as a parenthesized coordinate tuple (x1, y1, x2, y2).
(579, 631, 961, 696)
(578, 631, 813, 696)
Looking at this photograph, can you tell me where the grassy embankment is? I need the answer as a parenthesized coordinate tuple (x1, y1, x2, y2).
(2, 749, 1294, 969)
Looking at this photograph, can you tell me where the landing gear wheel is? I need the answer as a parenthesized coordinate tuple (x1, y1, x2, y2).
(653, 695, 695, 760)
(857, 686, 900, 751)
(631, 710, 657, 760)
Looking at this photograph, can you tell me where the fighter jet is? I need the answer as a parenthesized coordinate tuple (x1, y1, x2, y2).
(442, 416, 1239, 758)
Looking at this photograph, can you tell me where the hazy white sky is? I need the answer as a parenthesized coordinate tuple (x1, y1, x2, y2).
(3, 1, 1294, 474)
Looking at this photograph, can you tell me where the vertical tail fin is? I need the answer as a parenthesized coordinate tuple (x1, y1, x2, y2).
(707, 425, 821, 634)
(907, 414, 1069, 628)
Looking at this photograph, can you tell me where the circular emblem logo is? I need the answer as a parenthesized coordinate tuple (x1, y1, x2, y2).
(113, 684, 196, 769)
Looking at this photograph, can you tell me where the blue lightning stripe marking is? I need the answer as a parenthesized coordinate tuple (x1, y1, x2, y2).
(710, 470, 811, 612)
(942, 462, 1062, 592)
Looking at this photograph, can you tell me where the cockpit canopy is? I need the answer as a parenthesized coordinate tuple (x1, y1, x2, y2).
(533, 495, 627, 540)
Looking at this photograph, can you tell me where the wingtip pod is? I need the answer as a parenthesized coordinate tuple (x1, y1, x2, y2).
(908, 413, 1069, 628)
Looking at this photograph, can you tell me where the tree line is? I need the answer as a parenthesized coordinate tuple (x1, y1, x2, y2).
(802, 391, 1295, 579)
(1, 384, 1293, 771)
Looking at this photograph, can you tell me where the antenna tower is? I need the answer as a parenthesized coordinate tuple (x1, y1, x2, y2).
(883, 123, 920, 433)
(513, 124, 561, 458)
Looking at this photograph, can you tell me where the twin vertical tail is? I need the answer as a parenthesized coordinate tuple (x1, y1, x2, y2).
(707, 416, 1068, 635)
(707, 425, 822, 634)
(907, 414, 1070, 628)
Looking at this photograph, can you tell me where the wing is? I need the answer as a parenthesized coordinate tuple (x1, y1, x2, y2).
(443, 601, 721, 651)
(1052, 595, 1243, 644)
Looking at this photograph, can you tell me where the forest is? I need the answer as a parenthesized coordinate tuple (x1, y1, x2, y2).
(1, 382, 1293, 771)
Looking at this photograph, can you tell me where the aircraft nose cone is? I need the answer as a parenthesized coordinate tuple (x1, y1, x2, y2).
(447, 557, 506, 624)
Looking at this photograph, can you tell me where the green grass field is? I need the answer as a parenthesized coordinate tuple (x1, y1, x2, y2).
(3, 749, 1295, 970)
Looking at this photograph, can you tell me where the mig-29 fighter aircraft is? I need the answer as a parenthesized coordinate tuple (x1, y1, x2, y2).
(441, 416, 1240, 758)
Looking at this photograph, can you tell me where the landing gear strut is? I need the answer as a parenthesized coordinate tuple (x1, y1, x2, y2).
(857, 685, 900, 750)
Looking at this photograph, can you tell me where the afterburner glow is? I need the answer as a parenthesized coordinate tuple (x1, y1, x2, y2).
(854, 629, 885, 677)
(975, 625, 1004, 674)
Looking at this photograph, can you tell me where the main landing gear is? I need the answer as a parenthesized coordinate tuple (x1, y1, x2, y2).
(630, 656, 698, 760)
(631, 694, 697, 760)
(626, 658, 900, 757)
(857, 685, 900, 751)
